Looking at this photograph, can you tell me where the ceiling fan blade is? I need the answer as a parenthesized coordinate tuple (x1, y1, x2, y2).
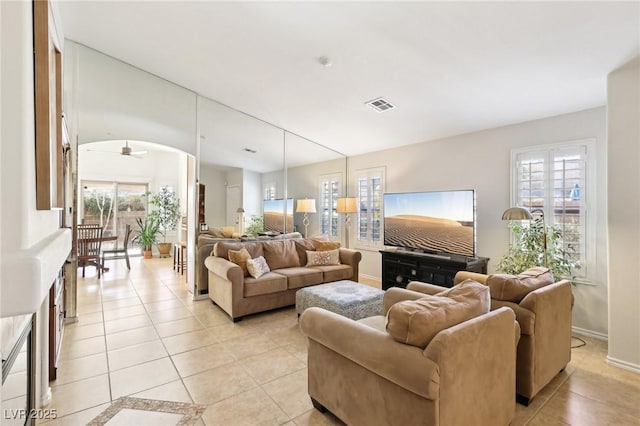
(129, 150, 147, 155)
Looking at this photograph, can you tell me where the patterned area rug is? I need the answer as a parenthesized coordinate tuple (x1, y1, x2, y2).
(87, 397, 206, 426)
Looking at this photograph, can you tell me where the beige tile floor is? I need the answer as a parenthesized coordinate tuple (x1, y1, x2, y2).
(40, 256, 639, 425)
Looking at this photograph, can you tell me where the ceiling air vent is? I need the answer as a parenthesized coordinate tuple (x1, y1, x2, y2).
(365, 97, 396, 113)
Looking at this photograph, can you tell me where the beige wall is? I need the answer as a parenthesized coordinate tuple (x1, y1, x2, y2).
(606, 56, 640, 372)
(349, 107, 609, 336)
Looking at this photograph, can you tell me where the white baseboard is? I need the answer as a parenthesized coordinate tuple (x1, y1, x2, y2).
(606, 356, 640, 374)
(572, 326, 608, 341)
(192, 293, 209, 301)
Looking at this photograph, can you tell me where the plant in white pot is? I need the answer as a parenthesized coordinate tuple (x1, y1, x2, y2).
(148, 187, 181, 258)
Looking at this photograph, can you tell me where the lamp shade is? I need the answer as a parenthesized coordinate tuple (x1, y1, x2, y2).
(296, 199, 316, 213)
(501, 207, 533, 220)
(336, 197, 358, 213)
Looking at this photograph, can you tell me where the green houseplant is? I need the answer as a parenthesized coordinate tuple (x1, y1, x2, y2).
(496, 219, 580, 281)
(149, 187, 181, 258)
(132, 216, 159, 258)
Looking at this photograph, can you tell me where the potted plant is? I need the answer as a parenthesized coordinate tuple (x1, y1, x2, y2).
(149, 187, 181, 258)
(132, 216, 159, 259)
(245, 214, 264, 236)
(496, 219, 580, 281)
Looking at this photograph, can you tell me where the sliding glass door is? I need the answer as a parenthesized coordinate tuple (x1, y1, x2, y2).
(81, 181, 148, 253)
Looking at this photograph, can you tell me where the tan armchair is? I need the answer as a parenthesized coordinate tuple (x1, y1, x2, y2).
(409, 270, 573, 406)
(299, 286, 519, 426)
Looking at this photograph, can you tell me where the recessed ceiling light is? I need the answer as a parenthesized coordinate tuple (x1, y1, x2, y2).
(365, 97, 396, 113)
(243, 148, 257, 154)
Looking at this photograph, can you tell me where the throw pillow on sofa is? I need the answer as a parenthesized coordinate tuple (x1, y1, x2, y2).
(385, 280, 490, 348)
(306, 249, 340, 266)
(246, 256, 270, 279)
(312, 240, 341, 251)
(486, 267, 554, 303)
(228, 248, 252, 277)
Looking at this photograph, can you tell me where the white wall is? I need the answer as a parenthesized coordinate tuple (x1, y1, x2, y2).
(606, 56, 640, 372)
(1, 0, 70, 408)
(349, 107, 608, 336)
(199, 164, 228, 227)
(242, 169, 262, 221)
(67, 41, 198, 154)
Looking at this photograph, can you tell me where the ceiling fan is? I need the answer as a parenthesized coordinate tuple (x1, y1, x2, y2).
(87, 141, 148, 158)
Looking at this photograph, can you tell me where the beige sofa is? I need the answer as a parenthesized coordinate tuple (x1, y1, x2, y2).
(299, 283, 520, 426)
(196, 231, 302, 295)
(205, 238, 361, 321)
(410, 268, 573, 406)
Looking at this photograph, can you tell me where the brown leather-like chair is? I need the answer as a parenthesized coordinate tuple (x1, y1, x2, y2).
(409, 270, 573, 406)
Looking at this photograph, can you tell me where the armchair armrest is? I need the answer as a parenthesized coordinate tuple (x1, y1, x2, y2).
(300, 307, 439, 400)
(453, 271, 489, 285)
(406, 281, 448, 295)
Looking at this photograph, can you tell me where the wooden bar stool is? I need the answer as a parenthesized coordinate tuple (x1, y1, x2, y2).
(173, 243, 181, 271)
(174, 242, 187, 275)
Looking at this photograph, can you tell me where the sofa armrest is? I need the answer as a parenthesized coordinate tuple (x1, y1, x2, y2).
(406, 281, 448, 295)
(204, 256, 243, 283)
(383, 287, 432, 314)
(453, 271, 489, 285)
(339, 248, 362, 281)
(300, 307, 439, 400)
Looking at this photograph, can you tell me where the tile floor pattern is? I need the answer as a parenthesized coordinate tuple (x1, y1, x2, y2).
(40, 257, 640, 426)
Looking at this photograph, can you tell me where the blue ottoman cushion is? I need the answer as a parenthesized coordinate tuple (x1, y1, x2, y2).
(296, 280, 385, 320)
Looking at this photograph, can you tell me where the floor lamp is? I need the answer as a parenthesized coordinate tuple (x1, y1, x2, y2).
(501, 206, 547, 267)
(296, 199, 316, 238)
(337, 197, 358, 247)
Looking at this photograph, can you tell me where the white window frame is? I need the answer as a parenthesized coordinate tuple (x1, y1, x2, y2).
(318, 173, 342, 238)
(354, 166, 385, 249)
(510, 139, 596, 284)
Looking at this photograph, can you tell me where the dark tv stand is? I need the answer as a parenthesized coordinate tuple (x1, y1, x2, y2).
(380, 249, 489, 290)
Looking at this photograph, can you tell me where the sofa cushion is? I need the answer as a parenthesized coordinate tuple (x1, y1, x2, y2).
(244, 272, 288, 297)
(247, 256, 270, 279)
(228, 248, 251, 277)
(306, 249, 340, 266)
(214, 241, 263, 260)
(385, 280, 490, 348)
(294, 239, 316, 266)
(263, 240, 300, 270)
(310, 264, 353, 282)
(313, 240, 341, 251)
(272, 267, 324, 289)
(487, 267, 554, 303)
(221, 226, 235, 238)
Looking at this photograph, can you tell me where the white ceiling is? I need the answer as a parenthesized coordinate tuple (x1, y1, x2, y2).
(57, 1, 640, 157)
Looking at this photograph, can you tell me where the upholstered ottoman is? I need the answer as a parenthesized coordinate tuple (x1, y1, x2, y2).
(296, 280, 385, 320)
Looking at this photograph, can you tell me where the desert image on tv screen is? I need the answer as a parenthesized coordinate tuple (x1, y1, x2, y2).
(384, 191, 475, 257)
(263, 199, 294, 233)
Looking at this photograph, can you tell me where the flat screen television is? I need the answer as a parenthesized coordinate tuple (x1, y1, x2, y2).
(263, 198, 294, 233)
(383, 190, 476, 257)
